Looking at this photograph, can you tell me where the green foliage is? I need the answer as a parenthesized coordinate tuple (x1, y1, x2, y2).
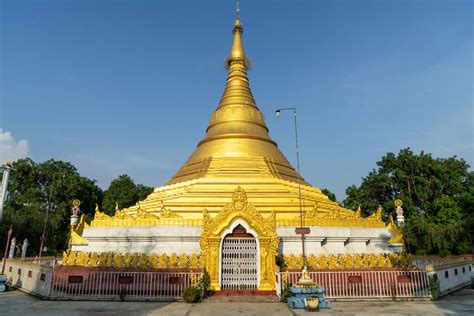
(182, 286, 201, 303)
(321, 188, 337, 202)
(102, 175, 153, 215)
(279, 283, 293, 303)
(428, 275, 440, 300)
(0, 158, 102, 254)
(343, 148, 472, 255)
(198, 270, 211, 300)
(0, 158, 154, 256)
(183, 271, 210, 303)
(275, 254, 288, 271)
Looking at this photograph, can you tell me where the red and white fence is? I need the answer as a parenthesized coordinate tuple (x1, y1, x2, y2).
(3, 258, 202, 301)
(50, 270, 201, 300)
(277, 270, 431, 299)
(5, 258, 432, 300)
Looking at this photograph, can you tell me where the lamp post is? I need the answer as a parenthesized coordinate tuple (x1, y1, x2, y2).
(38, 172, 63, 258)
(0, 161, 14, 222)
(1, 225, 13, 274)
(275, 107, 310, 268)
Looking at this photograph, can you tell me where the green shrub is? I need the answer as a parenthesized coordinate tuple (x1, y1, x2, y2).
(428, 275, 440, 300)
(198, 270, 211, 300)
(183, 286, 201, 303)
(275, 254, 288, 271)
(183, 270, 211, 303)
(279, 284, 293, 303)
(439, 249, 450, 257)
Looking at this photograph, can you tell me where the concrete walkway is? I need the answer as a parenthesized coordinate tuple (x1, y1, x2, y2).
(1, 288, 473, 315)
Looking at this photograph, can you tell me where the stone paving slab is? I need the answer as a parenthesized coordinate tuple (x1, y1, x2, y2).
(1, 288, 473, 316)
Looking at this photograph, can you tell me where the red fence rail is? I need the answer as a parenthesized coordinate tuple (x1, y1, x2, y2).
(279, 270, 430, 299)
(50, 270, 202, 300)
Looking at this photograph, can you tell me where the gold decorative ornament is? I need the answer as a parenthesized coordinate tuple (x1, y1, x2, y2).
(283, 253, 412, 270)
(200, 186, 279, 291)
(72, 199, 81, 207)
(61, 251, 202, 269)
(386, 215, 404, 245)
(394, 199, 403, 207)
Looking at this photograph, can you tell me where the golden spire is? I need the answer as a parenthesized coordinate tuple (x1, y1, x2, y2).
(227, 1, 246, 66)
(167, 6, 303, 185)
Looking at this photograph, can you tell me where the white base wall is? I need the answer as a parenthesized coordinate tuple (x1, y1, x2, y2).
(71, 225, 400, 255)
(429, 263, 473, 295)
(277, 226, 396, 255)
(72, 226, 202, 254)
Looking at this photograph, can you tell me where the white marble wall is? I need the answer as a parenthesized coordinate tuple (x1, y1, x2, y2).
(72, 225, 401, 255)
(276, 226, 398, 255)
(72, 226, 202, 254)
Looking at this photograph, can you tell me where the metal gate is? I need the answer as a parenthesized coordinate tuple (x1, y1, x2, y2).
(221, 236, 258, 290)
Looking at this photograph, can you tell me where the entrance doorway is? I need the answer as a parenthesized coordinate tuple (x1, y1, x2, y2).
(221, 224, 258, 290)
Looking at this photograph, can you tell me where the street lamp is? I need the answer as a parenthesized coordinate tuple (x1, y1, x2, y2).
(0, 161, 14, 222)
(38, 172, 64, 258)
(275, 107, 309, 268)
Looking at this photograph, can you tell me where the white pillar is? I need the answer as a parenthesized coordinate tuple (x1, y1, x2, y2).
(8, 237, 16, 258)
(21, 238, 28, 258)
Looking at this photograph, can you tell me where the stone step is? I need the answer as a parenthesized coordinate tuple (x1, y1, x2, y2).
(205, 295, 280, 302)
(205, 291, 279, 302)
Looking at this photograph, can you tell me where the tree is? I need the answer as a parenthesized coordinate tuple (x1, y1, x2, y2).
(102, 175, 153, 215)
(343, 148, 472, 254)
(0, 158, 102, 255)
(321, 188, 337, 202)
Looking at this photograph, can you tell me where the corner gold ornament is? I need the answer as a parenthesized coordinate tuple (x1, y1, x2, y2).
(160, 206, 182, 218)
(387, 215, 404, 245)
(200, 186, 279, 291)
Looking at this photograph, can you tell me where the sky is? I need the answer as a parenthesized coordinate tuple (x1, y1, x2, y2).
(1, 0, 472, 200)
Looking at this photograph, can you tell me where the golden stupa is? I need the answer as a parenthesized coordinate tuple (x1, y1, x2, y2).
(68, 9, 401, 292)
(106, 14, 355, 223)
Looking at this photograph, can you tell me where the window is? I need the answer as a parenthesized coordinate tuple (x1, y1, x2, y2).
(433, 274, 438, 282)
(68, 275, 83, 284)
(455, 269, 458, 275)
(463, 267, 466, 273)
(28, 271, 32, 278)
(445, 271, 449, 278)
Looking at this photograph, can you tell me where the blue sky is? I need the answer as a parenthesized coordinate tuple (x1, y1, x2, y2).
(1, 0, 472, 200)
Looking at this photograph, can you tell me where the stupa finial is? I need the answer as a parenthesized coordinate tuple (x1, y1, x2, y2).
(227, 1, 245, 66)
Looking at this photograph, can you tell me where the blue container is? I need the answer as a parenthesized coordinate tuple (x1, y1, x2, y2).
(287, 286, 331, 310)
(0, 275, 7, 293)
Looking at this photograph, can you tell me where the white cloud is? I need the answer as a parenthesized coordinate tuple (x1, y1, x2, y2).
(0, 129, 30, 163)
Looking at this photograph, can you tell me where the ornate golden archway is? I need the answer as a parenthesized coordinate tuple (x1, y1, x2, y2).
(200, 187, 279, 291)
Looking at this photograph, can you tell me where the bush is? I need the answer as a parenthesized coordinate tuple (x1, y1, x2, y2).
(183, 286, 201, 303)
(183, 270, 211, 303)
(198, 270, 210, 300)
(275, 254, 288, 271)
(428, 275, 440, 300)
(279, 284, 293, 303)
(439, 249, 450, 257)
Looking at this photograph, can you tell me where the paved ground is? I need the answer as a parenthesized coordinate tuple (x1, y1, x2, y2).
(1, 288, 473, 315)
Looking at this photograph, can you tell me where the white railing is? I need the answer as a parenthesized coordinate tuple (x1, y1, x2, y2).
(49, 271, 202, 300)
(278, 270, 431, 299)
